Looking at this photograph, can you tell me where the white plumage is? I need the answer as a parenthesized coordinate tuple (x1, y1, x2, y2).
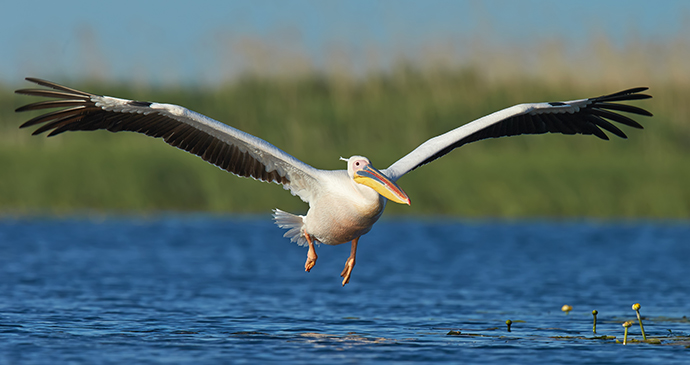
(16, 78, 652, 286)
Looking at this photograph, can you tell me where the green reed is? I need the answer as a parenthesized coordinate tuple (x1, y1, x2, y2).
(1, 68, 689, 216)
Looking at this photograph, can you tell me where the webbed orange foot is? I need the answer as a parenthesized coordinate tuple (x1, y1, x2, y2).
(340, 257, 355, 286)
(340, 237, 359, 286)
(304, 232, 317, 272)
(305, 251, 317, 272)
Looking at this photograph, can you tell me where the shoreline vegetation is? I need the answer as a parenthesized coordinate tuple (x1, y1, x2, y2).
(1, 60, 689, 218)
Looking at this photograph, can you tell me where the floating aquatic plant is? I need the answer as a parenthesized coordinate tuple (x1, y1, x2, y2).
(439, 306, 690, 347)
(561, 304, 572, 315)
(622, 321, 634, 345)
(632, 303, 647, 340)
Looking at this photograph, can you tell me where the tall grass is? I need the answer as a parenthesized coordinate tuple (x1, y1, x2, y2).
(1, 64, 688, 217)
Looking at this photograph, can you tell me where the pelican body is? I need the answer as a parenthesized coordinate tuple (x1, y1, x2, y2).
(15, 78, 652, 286)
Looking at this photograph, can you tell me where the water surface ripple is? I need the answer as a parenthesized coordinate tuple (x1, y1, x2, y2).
(1, 217, 688, 364)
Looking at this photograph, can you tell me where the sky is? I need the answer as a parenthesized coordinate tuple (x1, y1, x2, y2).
(1, 0, 688, 85)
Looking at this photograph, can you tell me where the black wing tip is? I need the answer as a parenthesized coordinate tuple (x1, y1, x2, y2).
(15, 78, 49, 94)
(15, 88, 32, 96)
(25, 76, 45, 83)
(630, 108, 653, 117)
(23, 77, 55, 88)
(611, 87, 652, 99)
(628, 86, 649, 93)
(19, 120, 34, 129)
(17, 77, 94, 98)
(592, 87, 653, 125)
(617, 86, 650, 95)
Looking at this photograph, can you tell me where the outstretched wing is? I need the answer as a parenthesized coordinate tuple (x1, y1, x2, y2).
(16, 77, 321, 203)
(382, 88, 652, 181)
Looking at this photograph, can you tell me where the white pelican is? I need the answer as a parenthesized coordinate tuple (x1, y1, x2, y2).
(16, 78, 652, 286)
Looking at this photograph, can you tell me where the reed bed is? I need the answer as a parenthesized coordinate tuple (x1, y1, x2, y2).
(1, 61, 688, 217)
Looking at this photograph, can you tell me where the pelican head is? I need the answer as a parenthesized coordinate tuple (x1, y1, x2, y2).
(342, 156, 411, 205)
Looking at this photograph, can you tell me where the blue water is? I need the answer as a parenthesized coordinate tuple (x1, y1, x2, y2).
(1, 216, 688, 364)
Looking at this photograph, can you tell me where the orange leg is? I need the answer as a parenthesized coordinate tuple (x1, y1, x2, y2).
(340, 237, 359, 286)
(304, 232, 318, 272)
